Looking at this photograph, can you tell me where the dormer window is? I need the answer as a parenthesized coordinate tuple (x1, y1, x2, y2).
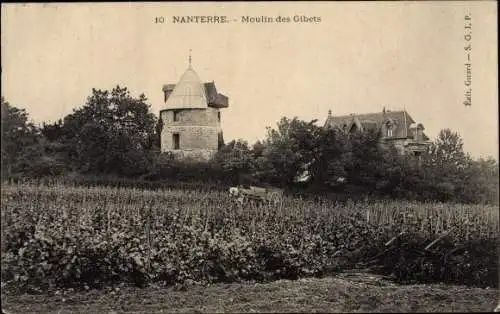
(416, 124, 424, 141)
(385, 120, 394, 137)
(409, 123, 424, 141)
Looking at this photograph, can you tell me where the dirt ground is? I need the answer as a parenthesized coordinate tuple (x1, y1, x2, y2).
(2, 273, 499, 313)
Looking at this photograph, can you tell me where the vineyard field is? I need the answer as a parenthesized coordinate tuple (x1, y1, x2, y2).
(1, 183, 498, 293)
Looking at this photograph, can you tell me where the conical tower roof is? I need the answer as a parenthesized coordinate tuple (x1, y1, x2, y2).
(164, 63, 208, 110)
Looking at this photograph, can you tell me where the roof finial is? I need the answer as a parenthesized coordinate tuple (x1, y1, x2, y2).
(188, 48, 192, 68)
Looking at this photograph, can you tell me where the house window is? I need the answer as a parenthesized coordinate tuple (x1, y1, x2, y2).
(414, 151, 422, 167)
(387, 128, 393, 137)
(173, 133, 180, 149)
(173, 110, 180, 122)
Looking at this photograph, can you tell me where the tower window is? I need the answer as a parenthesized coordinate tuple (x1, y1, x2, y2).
(217, 111, 221, 122)
(173, 133, 180, 149)
(173, 110, 180, 122)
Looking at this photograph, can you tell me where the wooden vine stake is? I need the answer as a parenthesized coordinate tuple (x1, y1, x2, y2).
(424, 226, 457, 251)
(385, 231, 405, 247)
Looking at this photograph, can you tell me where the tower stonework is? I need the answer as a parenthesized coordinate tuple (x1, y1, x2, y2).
(159, 60, 228, 161)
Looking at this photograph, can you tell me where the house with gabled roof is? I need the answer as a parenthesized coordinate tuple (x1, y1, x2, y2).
(324, 107, 431, 156)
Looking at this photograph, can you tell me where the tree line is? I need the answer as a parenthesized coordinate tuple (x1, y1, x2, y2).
(1, 86, 498, 204)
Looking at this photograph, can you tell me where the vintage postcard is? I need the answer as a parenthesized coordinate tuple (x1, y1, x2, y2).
(1, 2, 498, 313)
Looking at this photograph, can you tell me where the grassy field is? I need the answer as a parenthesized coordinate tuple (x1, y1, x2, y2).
(1, 183, 499, 297)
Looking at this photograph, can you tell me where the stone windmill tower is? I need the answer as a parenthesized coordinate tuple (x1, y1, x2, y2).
(159, 53, 229, 161)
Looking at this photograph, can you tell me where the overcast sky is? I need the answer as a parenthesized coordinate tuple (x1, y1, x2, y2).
(2, 2, 498, 158)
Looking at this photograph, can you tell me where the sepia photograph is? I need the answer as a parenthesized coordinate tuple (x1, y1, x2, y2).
(1, 2, 498, 313)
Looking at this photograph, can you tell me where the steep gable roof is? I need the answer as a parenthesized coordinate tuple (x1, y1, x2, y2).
(325, 110, 428, 140)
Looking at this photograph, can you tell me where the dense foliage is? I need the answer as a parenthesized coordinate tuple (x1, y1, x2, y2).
(1, 183, 498, 293)
(1, 98, 43, 179)
(1, 89, 498, 204)
(215, 118, 499, 205)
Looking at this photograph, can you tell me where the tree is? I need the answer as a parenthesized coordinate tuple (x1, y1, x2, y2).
(13, 138, 67, 178)
(342, 130, 385, 188)
(473, 157, 499, 203)
(251, 140, 266, 159)
(213, 139, 254, 185)
(427, 129, 471, 170)
(253, 117, 321, 187)
(1, 98, 41, 179)
(154, 117, 164, 151)
(308, 127, 348, 188)
(419, 129, 488, 203)
(51, 86, 158, 176)
(41, 119, 64, 142)
(454, 156, 499, 204)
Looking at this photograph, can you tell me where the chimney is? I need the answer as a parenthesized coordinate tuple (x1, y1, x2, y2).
(328, 110, 332, 117)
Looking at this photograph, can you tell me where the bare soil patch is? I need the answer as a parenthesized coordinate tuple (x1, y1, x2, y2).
(2, 273, 498, 313)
